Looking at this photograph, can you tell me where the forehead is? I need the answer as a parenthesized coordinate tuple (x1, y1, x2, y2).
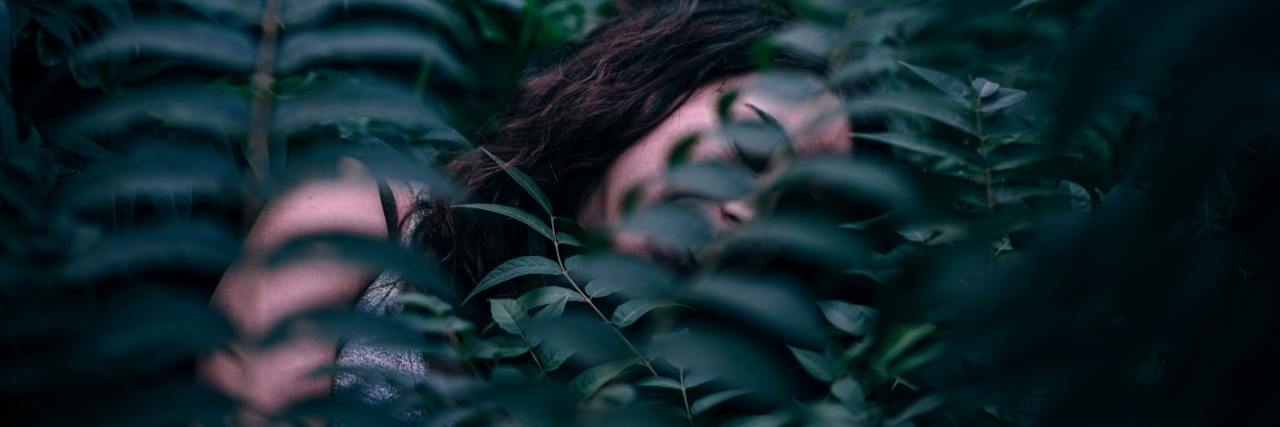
(654, 73, 852, 159)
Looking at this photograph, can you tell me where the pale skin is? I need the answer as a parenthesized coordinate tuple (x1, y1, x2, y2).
(199, 72, 851, 419)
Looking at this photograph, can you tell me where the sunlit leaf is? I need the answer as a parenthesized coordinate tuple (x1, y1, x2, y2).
(464, 256, 561, 304)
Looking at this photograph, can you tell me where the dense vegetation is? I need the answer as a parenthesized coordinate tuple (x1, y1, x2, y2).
(2, 0, 1278, 426)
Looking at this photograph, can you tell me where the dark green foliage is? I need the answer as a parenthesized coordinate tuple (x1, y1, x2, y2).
(2, 0, 1279, 426)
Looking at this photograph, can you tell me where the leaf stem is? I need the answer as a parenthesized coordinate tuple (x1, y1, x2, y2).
(548, 213, 660, 377)
(679, 368, 695, 426)
(972, 95, 994, 209)
(246, 0, 283, 181)
(436, 311, 484, 379)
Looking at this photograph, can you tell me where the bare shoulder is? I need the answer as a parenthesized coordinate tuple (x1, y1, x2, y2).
(246, 157, 395, 252)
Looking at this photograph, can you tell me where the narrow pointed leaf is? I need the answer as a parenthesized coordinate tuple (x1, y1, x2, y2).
(788, 346, 839, 382)
(489, 299, 528, 336)
(464, 256, 561, 304)
(483, 148, 553, 214)
(636, 377, 684, 390)
(898, 61, 972, 104)
(569, 359, 638, 401)
(455, 203, 552, 241)
(517, 286, 585, 309)
(611, 300, 684, 328)
(691, 389, 751, 415)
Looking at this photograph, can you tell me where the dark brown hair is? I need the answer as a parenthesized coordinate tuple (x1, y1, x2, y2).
(415, 0, 828, 289)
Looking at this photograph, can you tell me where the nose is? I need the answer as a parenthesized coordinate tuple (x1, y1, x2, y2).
(720, 200, 756, 228)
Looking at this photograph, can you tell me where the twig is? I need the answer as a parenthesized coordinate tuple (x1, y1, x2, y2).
(246, 0, 283, 182)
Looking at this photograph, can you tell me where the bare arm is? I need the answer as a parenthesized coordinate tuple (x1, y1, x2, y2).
(199, 160, 395, 418)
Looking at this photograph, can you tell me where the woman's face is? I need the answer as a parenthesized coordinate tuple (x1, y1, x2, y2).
(578, 73, 853, 232)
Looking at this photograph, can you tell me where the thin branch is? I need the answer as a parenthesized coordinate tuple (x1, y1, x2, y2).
(246, 0, 283, 182)
(548, 214, 660, 377)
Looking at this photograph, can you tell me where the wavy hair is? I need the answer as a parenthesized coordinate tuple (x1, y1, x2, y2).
(415, 0, 830, 290)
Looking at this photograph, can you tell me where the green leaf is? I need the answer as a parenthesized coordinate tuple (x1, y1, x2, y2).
(971, 77, 1000, 98)
(611, 300, 684, 328)
(489, 299, 528, 336)
(483, 148, 553, 214)
(397, 293, 453, 315)
(898, 61, 972, 105)
(857, 132, 975, 163)
(831, 378, 865, 406)
(276, 26, 467, 82)
(689, 274, 825, 345)
(585, 280, 621, 298)
(618, 204, 713, 252)
(402, 314, 474, 334)
(517, 286, 585, 310)
(464, 256, 561, 304)
(665, 161, 754, 201)
(533, 295, 569, 319)
(770, 156, 921, 211)
(281, 0, 474, 47)
(879, 323, 937, 368)
(274, 80, 445, 136)
(73, 21, 255, 72)
(716, 91, 740, 121)
(691, 389, 751, 415)
(788, 346, 839, 382)
(980, 88, 1028, 114)
(1059, 180, 1092, 213)
(726, 218, 869, 268)
(556, 232, 585, 247)
(848, 92, 978, 135)
(540, 346, 574, 371)
(455, 203, 553, 241)
(471, 336, 531, 359)
(268, 232, 451, 298)
(667, 134, 703, 167)
(1011, 0, 1050, 12)
(885, 394, 943, 425)
(636, 376, 684, 390)
(569, 359, 638, 401)
(817, 301, 878, 336)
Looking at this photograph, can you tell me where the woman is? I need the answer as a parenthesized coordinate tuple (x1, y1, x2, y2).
(199, 0, 853, 420)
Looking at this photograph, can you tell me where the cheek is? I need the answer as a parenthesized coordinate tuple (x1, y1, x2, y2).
(598, 137, 675, 222)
